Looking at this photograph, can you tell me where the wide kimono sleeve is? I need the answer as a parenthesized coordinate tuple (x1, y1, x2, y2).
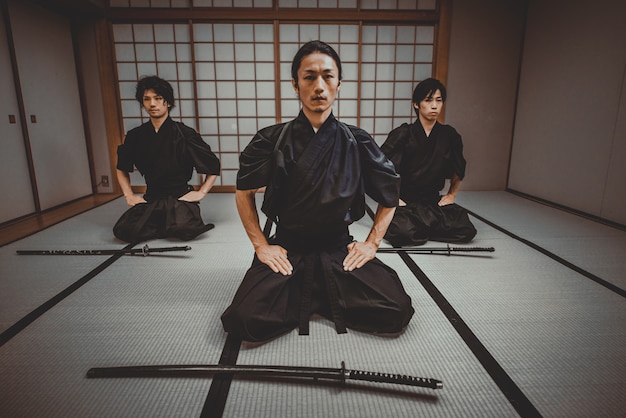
(445, 125, 467, 181)
(351, 126, 400, 208)
(236, 124, 283, 190)
(380, 123, 411, 173)
(116, 128, 139, 173)
(174, 123, 220, 175)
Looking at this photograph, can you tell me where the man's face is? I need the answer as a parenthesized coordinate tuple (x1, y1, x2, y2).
(292, 52, 341, 118)
(414, 89, 443, 122)
(142, 89, 169, 119)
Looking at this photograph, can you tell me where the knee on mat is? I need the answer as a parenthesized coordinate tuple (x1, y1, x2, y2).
(454, 225, 477, 243)
(224, 314, 294, 343)
(347, 304, 414, 334)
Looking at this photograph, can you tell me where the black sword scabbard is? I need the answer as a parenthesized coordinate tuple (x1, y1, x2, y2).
(86, 362, 442, 390)
(377, 245, 494, 255)
(16, 245, 191, 256)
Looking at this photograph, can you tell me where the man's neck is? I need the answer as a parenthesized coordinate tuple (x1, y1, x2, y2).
(418, 115, 436, 137)
(150, 114, 168, 132)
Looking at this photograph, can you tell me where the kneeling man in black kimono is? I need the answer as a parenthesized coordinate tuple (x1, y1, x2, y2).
(221, 41, 414, 343)
(381, 78, 476, 247)
(114, 76, 220, 242)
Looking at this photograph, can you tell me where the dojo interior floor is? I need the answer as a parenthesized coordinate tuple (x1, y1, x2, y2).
(1, 191, 624, 418)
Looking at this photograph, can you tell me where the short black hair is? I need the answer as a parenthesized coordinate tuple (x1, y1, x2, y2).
(291, 40, 343, 84)
(135, 75, 176, 109)
(412, 78, 447, 105)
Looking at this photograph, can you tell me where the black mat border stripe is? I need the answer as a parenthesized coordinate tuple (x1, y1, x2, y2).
(463, 207, 626, 298)
(398, 251, 542, 418)
(200, 218, 274, 418)
(367, 203, 543, 416)
(200, 333, 242, 418)
(0, 243, 134, 347)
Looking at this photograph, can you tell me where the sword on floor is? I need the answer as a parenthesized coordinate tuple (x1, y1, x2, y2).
(377, 244, 495, 256)
(16, 244, 191, 256)
(87, 361, 442, 390)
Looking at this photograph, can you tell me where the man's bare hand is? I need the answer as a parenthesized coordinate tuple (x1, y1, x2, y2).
(438, 194, 455, 206)
(125, 195, 147, 207)
(343, 241, 377, 271)
(256, 244, 293, 276)
(179, 190, 207, 202)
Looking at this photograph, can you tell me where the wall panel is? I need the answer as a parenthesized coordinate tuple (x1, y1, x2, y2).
(508, 0, 626, 223)
(0, 5, 35, 223)
(8, 0, 92, 210)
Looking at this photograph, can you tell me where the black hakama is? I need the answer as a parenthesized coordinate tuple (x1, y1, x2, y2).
(113, 117, 220, 242)
(221, 112, 414, 342)
(381, 120, 476, 247)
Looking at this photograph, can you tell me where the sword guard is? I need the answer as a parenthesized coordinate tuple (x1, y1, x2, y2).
(340, 361, 348, 385)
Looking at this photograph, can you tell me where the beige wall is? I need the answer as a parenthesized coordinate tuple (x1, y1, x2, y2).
(509, 0, 626, 224)
(446, 0, 626, 225)
(75, 20, 114, 194)
(7, 0, 93, 210)
(445, 0, 527, 191)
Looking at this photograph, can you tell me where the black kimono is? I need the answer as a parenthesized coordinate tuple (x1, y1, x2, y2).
(381, 120, 476, 246)
(113, 117, 220, 242)
(221, 112, 414, 342)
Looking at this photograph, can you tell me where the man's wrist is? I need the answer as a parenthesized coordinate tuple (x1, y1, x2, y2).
(365, 235, 382, 248)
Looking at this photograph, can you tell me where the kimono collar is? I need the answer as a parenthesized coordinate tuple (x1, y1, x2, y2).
(295, 110, 337, 134)
(413, 118, 440, 138)
(148, 115, 174, 134)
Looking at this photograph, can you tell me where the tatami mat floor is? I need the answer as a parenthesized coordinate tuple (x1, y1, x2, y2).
(0, 191, 624, 417)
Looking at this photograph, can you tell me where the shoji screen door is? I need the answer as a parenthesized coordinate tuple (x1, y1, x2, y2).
(110, 0, 439, 188)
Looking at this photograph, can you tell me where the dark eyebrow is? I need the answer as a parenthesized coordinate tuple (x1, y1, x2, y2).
(302, 68, 335, 74)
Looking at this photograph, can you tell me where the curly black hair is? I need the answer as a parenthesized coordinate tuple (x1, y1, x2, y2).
(134, 75, 176, 109)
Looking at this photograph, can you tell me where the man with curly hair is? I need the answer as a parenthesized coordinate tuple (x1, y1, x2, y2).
(114, 76, 220, 242)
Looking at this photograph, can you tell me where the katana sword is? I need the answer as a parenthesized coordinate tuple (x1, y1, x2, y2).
(86, 361, 442, 390)
(377, 244, 494, 256)
(16, 244, 191, 256)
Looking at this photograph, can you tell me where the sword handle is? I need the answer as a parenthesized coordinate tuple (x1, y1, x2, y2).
(347, 368, 443, 389)
(448, 246, 495, 252)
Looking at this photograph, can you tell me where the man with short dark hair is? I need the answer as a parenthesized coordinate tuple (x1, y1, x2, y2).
(113, 75, 220, 242)
(221, 41, 414, 343)
(381, 78, 476, 247)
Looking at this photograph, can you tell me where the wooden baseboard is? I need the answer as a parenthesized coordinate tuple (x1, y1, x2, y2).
(0, 193, 121, 247)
